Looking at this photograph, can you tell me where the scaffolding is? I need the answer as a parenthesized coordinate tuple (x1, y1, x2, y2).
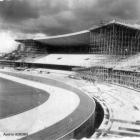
(76, 21, 140, 90)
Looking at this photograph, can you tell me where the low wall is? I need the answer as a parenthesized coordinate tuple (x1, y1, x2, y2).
(0, 61, 78, 71)
(62, 113, 96, 140)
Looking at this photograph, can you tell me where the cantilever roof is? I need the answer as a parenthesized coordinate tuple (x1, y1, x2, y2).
(90, 20, 140, 31)
(37, 30, 89, 40)
(36, 30, 90, 46)
(16, 20, 140, 47)
(16, 30, 90, 47)
(111, 21, 140, 30)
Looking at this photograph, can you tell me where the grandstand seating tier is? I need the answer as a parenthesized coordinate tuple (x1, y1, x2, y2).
(19, 54, 123, 68)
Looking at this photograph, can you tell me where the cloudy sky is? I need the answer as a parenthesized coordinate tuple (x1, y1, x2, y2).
(0, 0, 140, 38)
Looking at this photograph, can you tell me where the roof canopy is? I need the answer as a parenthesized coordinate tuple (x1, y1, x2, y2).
(90, 20, 140, 32)
(16, 30, 90, 47)
(36, 30, 90, 47)
(16, 21, 140, 48)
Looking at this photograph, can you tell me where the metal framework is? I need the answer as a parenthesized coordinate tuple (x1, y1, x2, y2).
(90, 22, 140, 55)
(77, 21, 140, 90)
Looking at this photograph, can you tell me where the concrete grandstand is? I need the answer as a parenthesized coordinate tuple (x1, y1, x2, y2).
(0, 20, 140, 139)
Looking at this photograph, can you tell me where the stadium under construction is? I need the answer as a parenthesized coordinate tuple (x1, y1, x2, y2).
(0, 20, 140, 139)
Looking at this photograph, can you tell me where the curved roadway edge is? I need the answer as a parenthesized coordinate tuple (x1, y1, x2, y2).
(0, 71, 96, 140)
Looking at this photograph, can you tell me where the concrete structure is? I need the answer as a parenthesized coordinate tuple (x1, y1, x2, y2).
(1, 20, 140, 139)
(16, 30, 90, 54)
(0, 70, 96, 140)
(15, 20, 140, 55)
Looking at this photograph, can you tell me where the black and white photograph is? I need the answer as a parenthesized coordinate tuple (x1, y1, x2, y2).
(0, 0, 140, 140)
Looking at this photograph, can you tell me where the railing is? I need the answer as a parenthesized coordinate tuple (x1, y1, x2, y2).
(75, 67, 140, 90)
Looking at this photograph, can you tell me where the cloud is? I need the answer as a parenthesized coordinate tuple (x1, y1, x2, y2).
(0, 31, 18, 53)
(0, 0, 139, 37)
(72, 0, 140, 25)
(0, 0, 39, 22)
